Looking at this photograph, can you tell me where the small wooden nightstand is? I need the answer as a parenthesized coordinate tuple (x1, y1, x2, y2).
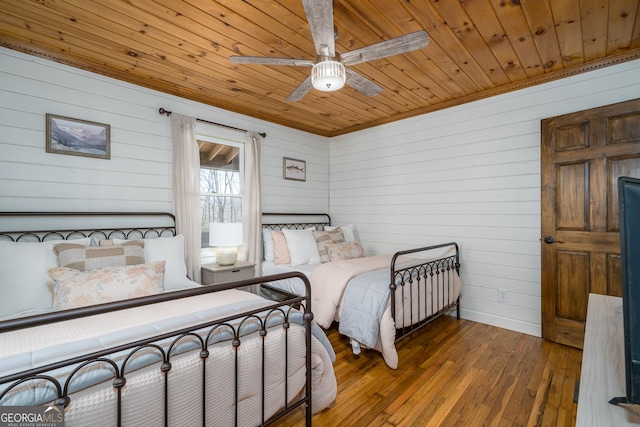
(201, 260, 255, 286)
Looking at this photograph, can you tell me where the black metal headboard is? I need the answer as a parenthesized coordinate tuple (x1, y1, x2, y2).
(261, 212, 331, 231)
(0, 212, 176, 242)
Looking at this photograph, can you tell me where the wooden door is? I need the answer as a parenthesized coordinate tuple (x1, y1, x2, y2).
(541, 98, 640, 349)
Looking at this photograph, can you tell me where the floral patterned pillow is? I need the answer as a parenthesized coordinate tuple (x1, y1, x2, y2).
(49, 261, 165, 311)
(325, 241, 365, 262)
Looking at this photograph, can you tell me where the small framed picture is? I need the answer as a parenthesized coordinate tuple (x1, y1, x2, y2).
(283, 157, 306, 181)
(46, 114, 111, 159)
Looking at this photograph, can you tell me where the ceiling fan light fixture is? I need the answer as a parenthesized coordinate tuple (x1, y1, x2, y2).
(311, 60, 345, 92)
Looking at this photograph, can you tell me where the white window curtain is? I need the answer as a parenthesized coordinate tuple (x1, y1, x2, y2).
(242, 131, 262, 274)
(171, 113, 201, 283)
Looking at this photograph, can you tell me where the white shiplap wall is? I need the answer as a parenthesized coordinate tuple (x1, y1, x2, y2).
(329, 59, 640, 336)
(3, 45, 640, 338)
(260, 130, 329, 214)
(0, 47, 328, 215)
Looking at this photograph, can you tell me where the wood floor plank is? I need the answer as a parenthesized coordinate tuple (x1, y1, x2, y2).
(273, 316, 582, 426)
(496, 337, 541, 426)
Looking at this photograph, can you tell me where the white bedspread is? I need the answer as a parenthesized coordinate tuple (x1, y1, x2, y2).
(0, 289, 337, 425)
(1, 290, 265, 359)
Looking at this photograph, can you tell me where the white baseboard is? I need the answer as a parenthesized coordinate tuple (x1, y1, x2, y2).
(459, 308, 542, 338)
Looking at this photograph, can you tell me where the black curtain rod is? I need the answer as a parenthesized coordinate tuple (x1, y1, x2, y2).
(158, 108, 266, 138)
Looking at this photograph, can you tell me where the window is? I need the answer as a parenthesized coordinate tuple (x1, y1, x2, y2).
(198, 135, 244, 250)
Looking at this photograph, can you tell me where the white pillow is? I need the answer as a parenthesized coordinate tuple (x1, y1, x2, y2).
(114, 235, 191, 290)
(262, 228, 275, 262)
(282, 228, 321, 266)
(0, 238, 90, 320)
(325, 225, 356, 242)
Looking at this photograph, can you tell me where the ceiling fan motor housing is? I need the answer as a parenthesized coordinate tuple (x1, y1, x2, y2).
(312, 53, 345, 92)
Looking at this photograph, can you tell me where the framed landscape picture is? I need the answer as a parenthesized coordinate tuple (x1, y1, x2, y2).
(283, 157, 306, 181)
(46, 114, 110, 159)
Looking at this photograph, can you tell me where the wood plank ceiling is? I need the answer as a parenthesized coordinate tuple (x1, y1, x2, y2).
(1, 0, 639, 137)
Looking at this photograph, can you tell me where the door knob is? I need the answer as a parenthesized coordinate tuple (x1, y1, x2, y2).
(543, 236, 564, 244)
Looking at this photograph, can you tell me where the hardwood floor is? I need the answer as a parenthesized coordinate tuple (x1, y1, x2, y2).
(275, 315, 583, 426)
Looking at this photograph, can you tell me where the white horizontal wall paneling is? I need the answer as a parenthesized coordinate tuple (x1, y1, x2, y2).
(261, 130, 329, 214)
(0, 47, 328, 216)
(329, 58, 640, 337)
(0, 51, 173, 212)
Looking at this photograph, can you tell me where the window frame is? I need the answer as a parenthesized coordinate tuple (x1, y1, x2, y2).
(197, 132, 245, 261)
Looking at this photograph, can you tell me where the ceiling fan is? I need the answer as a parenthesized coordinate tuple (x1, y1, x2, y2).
(229, 0, 429, 102)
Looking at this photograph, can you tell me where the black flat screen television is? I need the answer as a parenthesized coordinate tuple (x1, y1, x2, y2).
(612, 176, 640, 406)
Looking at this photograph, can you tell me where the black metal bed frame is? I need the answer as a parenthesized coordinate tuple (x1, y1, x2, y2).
(261, 213, 461, 343)
(0, 211, 177, 242)
(261, 213, 331, 232)
(391, 242, 461, 342)
(0, 274, 314, 427)
(0, 212, 316, 426)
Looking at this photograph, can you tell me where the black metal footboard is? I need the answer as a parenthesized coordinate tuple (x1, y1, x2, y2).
(0, 273, 315, 427)
(390, 242, 461, 342)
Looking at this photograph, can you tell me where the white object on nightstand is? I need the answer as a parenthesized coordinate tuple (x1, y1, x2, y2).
(209, 222, 243, 266)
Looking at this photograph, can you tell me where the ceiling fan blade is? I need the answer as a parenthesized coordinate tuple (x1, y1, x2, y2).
(230, 56, 314, 67)
(345, 68, 383, 97)
(342, 30, 430, 66)
(302, 0, 335, 57)
(286, 76, 313, 102)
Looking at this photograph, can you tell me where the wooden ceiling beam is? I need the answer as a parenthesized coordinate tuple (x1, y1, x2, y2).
(207, 144, 225, 162)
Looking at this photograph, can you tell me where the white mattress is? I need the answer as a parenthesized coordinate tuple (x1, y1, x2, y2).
(261, 261, 318, 295)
